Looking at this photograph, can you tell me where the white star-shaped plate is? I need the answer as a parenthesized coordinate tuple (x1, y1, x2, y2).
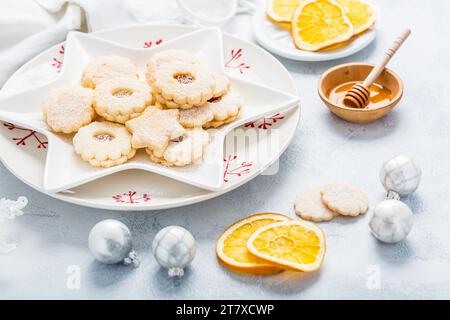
(0, 28, 299, 193)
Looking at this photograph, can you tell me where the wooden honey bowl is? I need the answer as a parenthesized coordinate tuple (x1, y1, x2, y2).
(318, 63, 403, 123)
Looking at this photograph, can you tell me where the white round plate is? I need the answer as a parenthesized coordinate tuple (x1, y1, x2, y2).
(252, 7, 377, 62)
(0, 24, 299, 211)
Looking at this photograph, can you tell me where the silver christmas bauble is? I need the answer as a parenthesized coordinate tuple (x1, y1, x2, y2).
(379, 155, 421, 197)
(369, 200, 413, 243)
(88, 219, 139, 266)
(152, 226, 196, 277)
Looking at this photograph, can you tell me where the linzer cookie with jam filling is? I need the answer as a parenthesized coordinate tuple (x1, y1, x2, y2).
(203, 88, 243, 128)
(146, 127, 209, 167)
(93, 78, 153, 124)
(178, 88, 242, 128)
(178, 104, 214, 128)
(125, 107, 185, 157)
(82, 55, 138, 89)
(145, 49, 199, 85)
(73, 121, 136, 168)
(42, 86, 95, 134)
(152, 62, 216, 109)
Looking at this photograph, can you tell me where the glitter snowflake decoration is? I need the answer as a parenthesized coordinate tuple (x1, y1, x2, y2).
(0, 196, 28, 253)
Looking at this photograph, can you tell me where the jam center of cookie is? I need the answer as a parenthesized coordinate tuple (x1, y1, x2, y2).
(174, 73, 195, 84)
(171, 136, 184, 143)
(95, 133, 115, 142)
(112, 88, 133, 98)
(208, 96, 222, 103)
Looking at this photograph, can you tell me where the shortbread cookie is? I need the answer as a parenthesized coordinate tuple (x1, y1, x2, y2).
(73, 121, 136, 168)
(152, 62, 215, 109)
(154, 92, 208, 110)
(178, 88, 242, 128)
(125, 107, 185, 156)
(179, 104, 214, 128)
(203, 89, 243, 128)
(146, 49, 199, 85)
(321, 182, 369, 217)
(203, 113, 240, 129)
(93, 78, 152, 123)
(82, 55, 138, 89)
(294, 187, 336, 222)
(146, 127, 209, 167)
(212, 72, 230, 98)
(42, 86, 95, 134)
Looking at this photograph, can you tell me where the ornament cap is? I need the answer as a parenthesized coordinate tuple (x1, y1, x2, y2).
(386, 190, 400, 200)
(168, 267, 185, 277)
(123, 250, 140, 268)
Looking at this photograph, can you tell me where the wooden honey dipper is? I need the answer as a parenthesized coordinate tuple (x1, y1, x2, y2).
(343, 28, 411, 109)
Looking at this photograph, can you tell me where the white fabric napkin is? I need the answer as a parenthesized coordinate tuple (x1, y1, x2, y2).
(0, 0, 183, 87)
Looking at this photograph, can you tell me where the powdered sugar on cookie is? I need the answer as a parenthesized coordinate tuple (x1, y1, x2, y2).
(146, 127, 209, 167)
(295, 187, 336, 222)
(43, 86, 95, 134)
(82, 55, 138, 89)
(73, 121, 136, 168)
(93, 78, 152, 123)
(321, 182, 369, 217)
(125, 107, 185, 156)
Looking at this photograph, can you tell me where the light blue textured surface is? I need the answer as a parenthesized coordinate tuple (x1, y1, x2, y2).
(1, 0, 450, 299)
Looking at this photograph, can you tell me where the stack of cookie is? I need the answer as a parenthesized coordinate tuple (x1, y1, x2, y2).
(294, 182, 369, 222)
(41, 50, 242, 168)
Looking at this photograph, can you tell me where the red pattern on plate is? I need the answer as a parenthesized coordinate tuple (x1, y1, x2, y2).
(225, 48, 250, 74)
(51, 44, 65, 72)
(244, 113, 285, 130)
(2, 122, 48, 149)
(223, 155, 253, 183)
(112, 191, 151, 204)
(143, 38, 163, 48)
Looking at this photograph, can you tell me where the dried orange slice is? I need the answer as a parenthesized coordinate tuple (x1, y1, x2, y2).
(267, 0, 303, 23)
(216, 213, 291, 275)
(247, 220, 326, 272)
(291, 0, 354, 51)
(336, 0, 376, 35)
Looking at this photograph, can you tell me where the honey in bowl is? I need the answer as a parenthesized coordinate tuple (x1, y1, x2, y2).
(329, 81, 393, 109)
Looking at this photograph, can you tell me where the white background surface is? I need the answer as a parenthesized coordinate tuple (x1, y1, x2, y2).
(1, 0, 450, 299)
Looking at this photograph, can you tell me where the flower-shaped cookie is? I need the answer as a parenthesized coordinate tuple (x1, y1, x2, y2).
(321, 182, 369, 216)
(146, 49, 199, 85)
(73, 121, 136, 168)
(42, 86, 95, 134)
(125, 107, 186, 156)
(93, 78, 153, 124)
(178, 88, 242, 129)
(203, 88, 243, 128)
(82, 55, 139, 89)
(152, 62, 216, 109)
(294, 187, 336, 222)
